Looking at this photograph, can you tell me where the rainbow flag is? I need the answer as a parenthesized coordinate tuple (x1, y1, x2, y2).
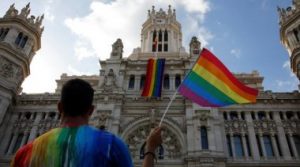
(178, 48, 258, 107)
(142, 58, 165, 97)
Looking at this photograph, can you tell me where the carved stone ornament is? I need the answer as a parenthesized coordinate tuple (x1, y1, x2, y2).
(253, 120, 277, 133)
(89, 110, 111, 129)
(224, 120, 247, 133)
(99, 69, 122, 92)
(282, 120, 300, 134)
(0, 56, 23, 82)
(126, 125, 182, 159)
(110, 38, 123, 59)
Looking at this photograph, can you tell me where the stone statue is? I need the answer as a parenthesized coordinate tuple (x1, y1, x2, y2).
(110, 38, 123, 59)
(189, 36, 201, 55)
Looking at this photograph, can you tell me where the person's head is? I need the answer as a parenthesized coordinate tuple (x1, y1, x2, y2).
(58, 78, 94, 117)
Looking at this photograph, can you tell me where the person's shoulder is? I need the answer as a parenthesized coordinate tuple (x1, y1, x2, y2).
(12, 142, 34, 166)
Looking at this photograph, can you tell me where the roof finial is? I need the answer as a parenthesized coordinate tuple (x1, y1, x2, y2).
(168, 5, 172, 15)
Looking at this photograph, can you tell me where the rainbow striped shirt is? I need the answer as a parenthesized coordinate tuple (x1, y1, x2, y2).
(11, 126, 133, 167)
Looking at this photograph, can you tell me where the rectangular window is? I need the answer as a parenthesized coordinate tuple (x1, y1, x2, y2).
(164, 44, 168, 52)
(158, 44, 162, 52)
(263, 135, 274, 157)
(201, 127, 208, 150)
(234, 135, 244, 157)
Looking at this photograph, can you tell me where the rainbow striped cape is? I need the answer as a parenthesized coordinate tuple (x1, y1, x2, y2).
(178, 48, 258, 107)
(141, 58, 165, 97)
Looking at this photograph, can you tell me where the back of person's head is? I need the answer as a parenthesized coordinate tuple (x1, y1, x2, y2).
(60, 78, 94, 117)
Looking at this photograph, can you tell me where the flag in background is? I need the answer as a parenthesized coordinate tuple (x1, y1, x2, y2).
(178, 48, 258, 107)
(153, 36, 158, 51)
(142, 58, 165, 97)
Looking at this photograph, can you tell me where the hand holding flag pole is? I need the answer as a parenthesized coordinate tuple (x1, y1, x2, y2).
(159, 48, 259, 127)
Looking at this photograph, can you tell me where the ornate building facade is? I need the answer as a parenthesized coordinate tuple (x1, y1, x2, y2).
(0, 3, 300, 167)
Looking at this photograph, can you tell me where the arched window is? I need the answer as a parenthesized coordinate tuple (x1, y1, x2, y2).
(163, 74, 170, 89)
(175, 74, 181, 88)
(164, 30, 168, 52)
(140, 75, 146, 89)
(263, 135, 274, 157)
(229, 111, 238, 120)
(158, 145, 164, 159)
(15, 32, 23, 45)
(286, 111, 294, 120)
(158, 30, 162, 52)
(0, 28, 9, 40)
(293, 135, 300, 156)
(25, 112, 31, 120)
(201, 126, 209, 149)
(20, 36, 28, 48)
(294, 29, 299, 42)
(140, 142, 146, 159)
(152, 30, 157, 52)
(128, 75, 135, 89)
(257, 111, 266, 120)
(0, 28, 3, 38)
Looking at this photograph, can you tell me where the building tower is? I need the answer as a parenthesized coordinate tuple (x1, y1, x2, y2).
(0, 3, 43, 123)
(278, 0, 300, 83)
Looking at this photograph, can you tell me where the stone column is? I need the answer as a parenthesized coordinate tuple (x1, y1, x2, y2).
(288, 133, 299, 158)
(242, 134, 249, 158)
(20, 133, 28, 147)
(0, 112, 18, 154)
(135, 76, 141, 91)
(186, 106, 194, 155)
(230, 134, 236, 158)
(0, 97, 10, 124)
(271, 134, 280, 158)
(238, 112, 242, 120)
(274, 112, 291, 159)
(7, 133, 18, 154)
(111, 106, 120, 134)
(28, 112, 43, 141)
(259, 133, 267, 158)
(170, 75, 175, 90)
(245, 111, 260, 160)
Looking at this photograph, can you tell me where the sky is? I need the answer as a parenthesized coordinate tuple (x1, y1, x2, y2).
(0, 0, 298, 93)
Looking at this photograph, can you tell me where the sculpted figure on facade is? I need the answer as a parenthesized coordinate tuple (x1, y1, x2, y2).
(189, 36, 201, 55)
(111, 38, 123, 59)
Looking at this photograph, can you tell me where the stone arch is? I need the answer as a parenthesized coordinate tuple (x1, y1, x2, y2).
(121, 117, 185, 160)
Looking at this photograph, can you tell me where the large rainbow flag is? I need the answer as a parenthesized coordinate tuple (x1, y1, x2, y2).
(141, 58, 165, 97)
(178, 48, 258, 107)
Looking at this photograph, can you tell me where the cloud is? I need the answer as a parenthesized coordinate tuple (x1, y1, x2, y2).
(64, 0, 212, 60)
(275, 79, 298, 90)
(74, 40, 97, 61)
(230, 49, 241, 58)
(275, 60, 299, 91)
(282, 60, 295, 77)
(67, 65, 92, 75)
(44, 6, 55, 22)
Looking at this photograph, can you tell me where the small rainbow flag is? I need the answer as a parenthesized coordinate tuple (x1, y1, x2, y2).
(178, 48, 258, 107)
(142, 58, 165, 97)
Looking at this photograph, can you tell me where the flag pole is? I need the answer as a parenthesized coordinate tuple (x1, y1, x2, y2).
(158, 48, 204, 127)
(159, 88, 178, 127)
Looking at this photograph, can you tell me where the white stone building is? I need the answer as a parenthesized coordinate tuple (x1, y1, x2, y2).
(0, 2, 300, 167)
